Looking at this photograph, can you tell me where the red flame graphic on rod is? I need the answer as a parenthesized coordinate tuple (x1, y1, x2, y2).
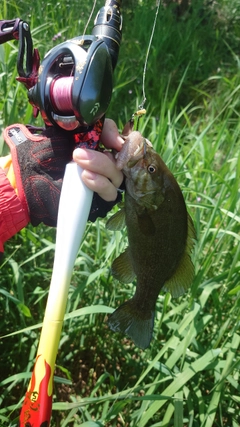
(19, 357, 52, 427)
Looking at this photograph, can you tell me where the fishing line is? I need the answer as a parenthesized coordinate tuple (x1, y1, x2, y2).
(81, 0, 98, 40)
(138, 0, 161, 112)
(50, 76, 74, 114)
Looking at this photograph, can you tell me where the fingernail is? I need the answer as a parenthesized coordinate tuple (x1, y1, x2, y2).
(74, 148, 93, 161)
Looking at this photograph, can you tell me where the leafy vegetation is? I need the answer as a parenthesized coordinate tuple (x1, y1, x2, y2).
(0, 0, 239, 426)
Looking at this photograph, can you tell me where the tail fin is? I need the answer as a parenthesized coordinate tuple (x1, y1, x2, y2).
(107, 299, 154, 349)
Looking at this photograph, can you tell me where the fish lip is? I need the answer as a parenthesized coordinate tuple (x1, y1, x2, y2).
(126, 141, 147, 169)
(116, 132, 152, 170)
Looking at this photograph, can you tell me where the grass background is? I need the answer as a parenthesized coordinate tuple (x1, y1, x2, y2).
(0, 0, 239, 426)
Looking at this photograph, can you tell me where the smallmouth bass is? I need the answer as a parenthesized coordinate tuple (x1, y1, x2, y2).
(106, 129, 196, 349)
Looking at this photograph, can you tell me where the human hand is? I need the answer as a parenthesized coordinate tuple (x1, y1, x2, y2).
(1, 118, 124, 253)
(73, 119, 124, 202)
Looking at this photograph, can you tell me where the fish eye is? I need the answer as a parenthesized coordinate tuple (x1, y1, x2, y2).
(148, 164, 156, 174)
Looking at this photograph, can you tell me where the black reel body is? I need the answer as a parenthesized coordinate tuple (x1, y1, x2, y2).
(28, 36, 113, 130)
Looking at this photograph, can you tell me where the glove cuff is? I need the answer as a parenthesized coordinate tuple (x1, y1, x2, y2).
(0, 168, 29, 252)
(3, 124, 32, 219)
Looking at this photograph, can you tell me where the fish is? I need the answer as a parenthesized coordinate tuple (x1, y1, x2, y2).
(106, 126, 196, 349)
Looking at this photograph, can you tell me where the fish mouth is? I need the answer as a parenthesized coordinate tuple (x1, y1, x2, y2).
(127, 140, 147, 168)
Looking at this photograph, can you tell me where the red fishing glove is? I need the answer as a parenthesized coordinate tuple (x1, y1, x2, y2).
(0, 122, 122, 254)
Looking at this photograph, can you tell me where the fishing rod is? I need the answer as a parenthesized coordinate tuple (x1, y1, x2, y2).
(1, 1, 122, 425)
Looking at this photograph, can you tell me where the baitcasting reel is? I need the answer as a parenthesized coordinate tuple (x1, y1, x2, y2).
(0, 0, 122, 131)
(28, 35, 114, 130)
(29, 0, 122, 130)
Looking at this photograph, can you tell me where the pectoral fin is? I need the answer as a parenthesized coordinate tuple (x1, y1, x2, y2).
(111, 247, 136, 284)
(106, 207, 126, 231)
(163, 214, 196, 298)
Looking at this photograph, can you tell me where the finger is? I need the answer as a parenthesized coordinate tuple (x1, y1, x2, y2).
(73, 148, 123, 189)
(81, 170, 120, 202)
(101, 118, 124, 150)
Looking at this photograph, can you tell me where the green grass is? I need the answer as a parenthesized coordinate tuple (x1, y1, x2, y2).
(0, 1, 240, 426)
